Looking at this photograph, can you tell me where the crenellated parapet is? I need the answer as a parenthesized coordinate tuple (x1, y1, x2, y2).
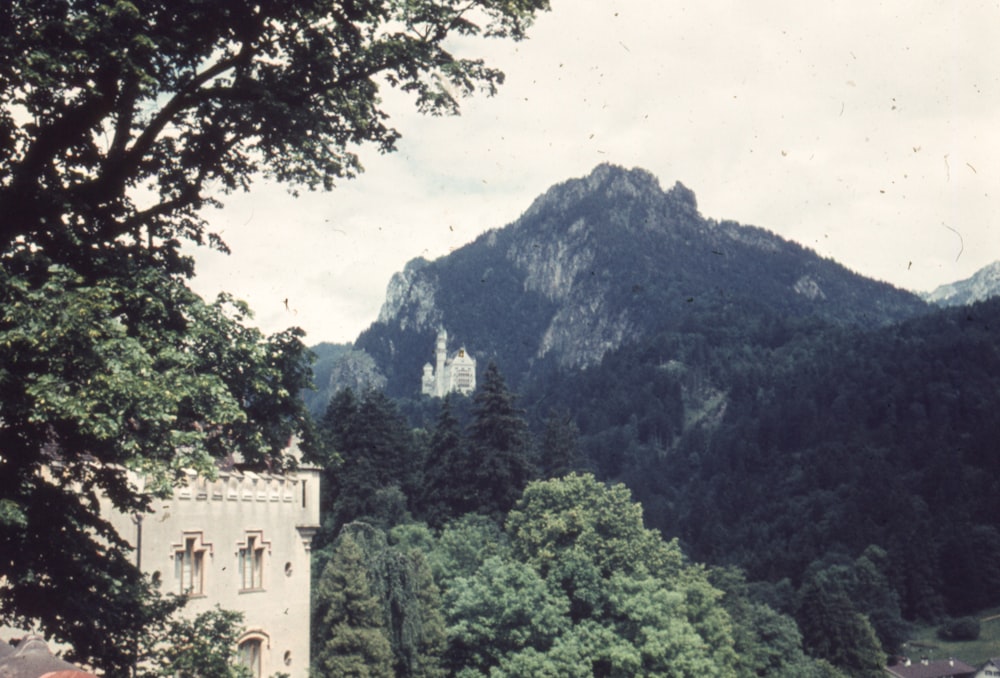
(176, 468, 317, 506)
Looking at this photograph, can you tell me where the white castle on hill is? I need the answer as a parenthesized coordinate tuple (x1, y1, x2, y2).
(421, 329, 476, 397)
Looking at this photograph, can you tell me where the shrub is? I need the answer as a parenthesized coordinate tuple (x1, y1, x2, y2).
(936, 617, 981, 641)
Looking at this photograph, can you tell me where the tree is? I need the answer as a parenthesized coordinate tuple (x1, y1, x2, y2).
(418, 395, 473, 525)
(443, 556, 570, 675)
(314, 523, 446, 678)
(708, 567, 838, 678)
(423, 513, 511, 589)
(317, 388, 420, 536)
(466, 362, 535, 518)
(0, 0, 549, 256)
(139, 606, 253, 678)
(442, 474, 739, 677)
(796, 570, 886, 678)
(0, 265, 311, 673)
(313, 531, 395, 677)
(1, 0, 548, 667)
(539, 408, 581, 479)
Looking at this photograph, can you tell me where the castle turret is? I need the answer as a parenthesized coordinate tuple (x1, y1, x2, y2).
(421, 362, 435, 396)
(434, 329, 447, 397)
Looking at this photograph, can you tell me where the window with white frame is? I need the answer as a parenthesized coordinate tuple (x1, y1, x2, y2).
(238, 531, 268, 591)
(174, 533, 209, 596)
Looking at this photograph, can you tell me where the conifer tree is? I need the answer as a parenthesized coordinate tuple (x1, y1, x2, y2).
(796, 571, 886, 678)
(315, 523, 446, 678)
(466, 363, 535, 519)
(313, 532, 394, 677)
(418, 395, 471, 526)
(320, 388, 418, 534)
(540, 408, 581, 478)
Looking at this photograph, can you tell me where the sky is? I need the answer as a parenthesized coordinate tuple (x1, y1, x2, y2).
(188, 0, 1000, 344)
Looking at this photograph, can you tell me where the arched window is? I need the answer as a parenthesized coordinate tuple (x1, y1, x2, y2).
(237, 633, 268, 678)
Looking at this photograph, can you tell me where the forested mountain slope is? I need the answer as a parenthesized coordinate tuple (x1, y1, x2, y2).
(312, 164, 1000, 638)
(527, 297, 1000, 622)
(354, 164, 928, 398)
(304, 165, 1000, 678)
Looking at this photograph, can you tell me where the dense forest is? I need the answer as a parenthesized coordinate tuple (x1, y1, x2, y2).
(307, 297, 1000, 675)
(307, 371, 859, 676)
(305, 166, 1000, 675)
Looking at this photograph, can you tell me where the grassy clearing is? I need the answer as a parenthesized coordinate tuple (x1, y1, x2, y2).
(900, 608, 1000, 665)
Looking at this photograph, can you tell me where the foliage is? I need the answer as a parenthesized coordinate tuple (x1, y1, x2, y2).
(796, 569, 886, 678)
(432, 474, 739, 677)
(1, 0, 549, 666)
(138, 606, 252, 678)
(0, 263, 310, 672)
(444, 556, 570, 673)
(417, 395, 473, 526)
(314, 523, 446, 677)
(466, 362, 536, 519)
(313, 530, 395, 677)
(314, 387, 422, 545)
(538, 408, 581, 478)
(422, 513, 511, 588)
(937, 617, 981, 642)
(0, 0, 550, 257)
(709, 567, 838, 678)
(340, 164, 1000, 647)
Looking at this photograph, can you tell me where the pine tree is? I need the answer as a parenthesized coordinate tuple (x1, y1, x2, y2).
(540, 408, 581, 478)
(467, 363, 536, 519)
(321, 388, 418, 532)
(316, 524, 446, 678)
(418, 395, 471, 526)
(313, 533, 394, 677)
(797, 571, 886, 678)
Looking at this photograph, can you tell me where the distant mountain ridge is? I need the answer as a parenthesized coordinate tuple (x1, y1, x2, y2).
(355, 164, 928, 397)
(921, 261, 1000, 306)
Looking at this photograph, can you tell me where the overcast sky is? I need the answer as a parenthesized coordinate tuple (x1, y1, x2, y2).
(188, 0, 1000, 344)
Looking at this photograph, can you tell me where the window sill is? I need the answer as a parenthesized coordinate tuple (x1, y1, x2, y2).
(239, 587, 266, 594)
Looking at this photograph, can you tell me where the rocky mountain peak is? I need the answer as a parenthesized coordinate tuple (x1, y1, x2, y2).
(376, 255, 440, 331)
(518, 164, 670, 231)
(356, 165, 927, 396)
(922, 261, 1000, 307)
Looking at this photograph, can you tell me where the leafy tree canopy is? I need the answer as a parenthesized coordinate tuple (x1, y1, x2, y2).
(0, 0, 549, 258)
(437, 474, 739, 677)
(1, 0, 548, 668)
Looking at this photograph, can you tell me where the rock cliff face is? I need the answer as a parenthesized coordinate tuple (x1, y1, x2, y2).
(922, 261, 1000, 306)
(355, 164, 928, 396)
(377, 257, 441, 331)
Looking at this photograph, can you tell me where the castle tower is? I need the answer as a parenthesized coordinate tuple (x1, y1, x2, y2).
(434, 329, 447, 398)
(421, 362, 435, 396)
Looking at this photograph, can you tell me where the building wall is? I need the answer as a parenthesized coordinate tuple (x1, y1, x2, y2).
(104, 458, 321, 678)
(449, 350, 476, 394)
(421, 329, 477, 397)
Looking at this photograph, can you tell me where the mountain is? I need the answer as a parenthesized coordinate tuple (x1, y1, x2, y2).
(312, 164, 1000, 625)
(921, 260, 1000, 306)
(355, 163, 928, 397)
